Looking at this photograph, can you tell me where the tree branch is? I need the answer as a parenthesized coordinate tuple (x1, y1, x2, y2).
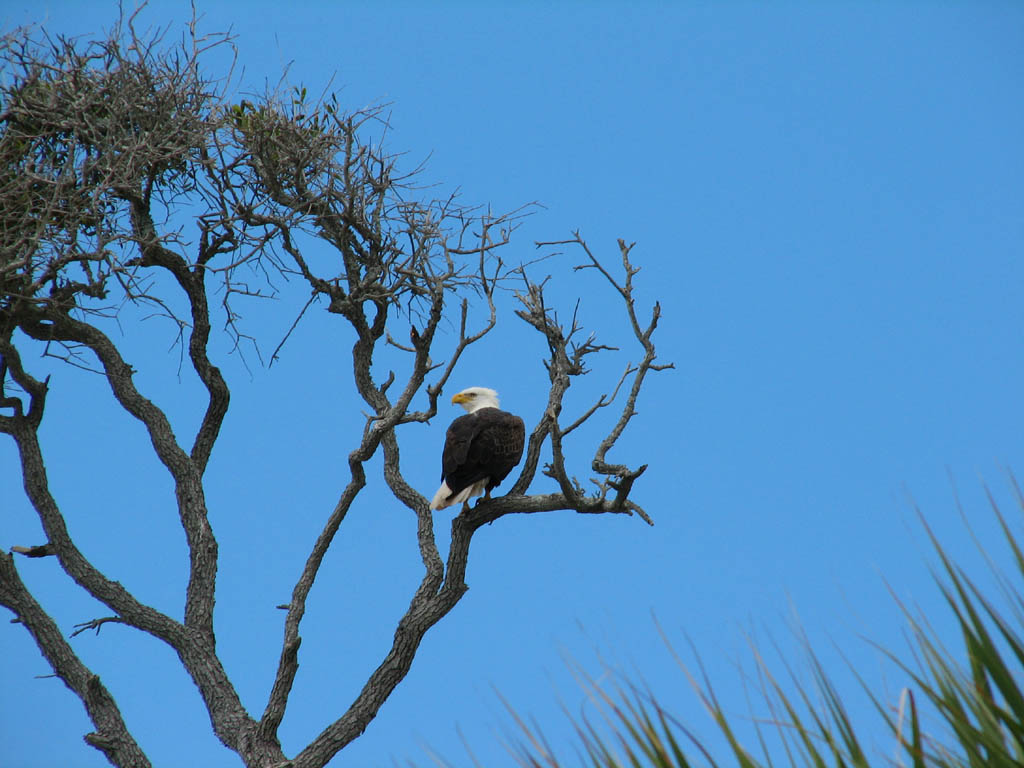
(15, 310, 220, 637)
(71, 616, 128, 638)
(126, 195, 232, 475)
(0, 335, 274, 761)
(0, 552, 151, 768)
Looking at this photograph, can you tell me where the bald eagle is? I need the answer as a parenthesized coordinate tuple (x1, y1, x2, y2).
(429, 386, 526, 510)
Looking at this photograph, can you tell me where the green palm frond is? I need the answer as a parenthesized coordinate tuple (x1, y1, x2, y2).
(442, 481, 1023, 768)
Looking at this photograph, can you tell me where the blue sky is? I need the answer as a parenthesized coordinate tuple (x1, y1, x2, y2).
(3, 2, 1023, 766)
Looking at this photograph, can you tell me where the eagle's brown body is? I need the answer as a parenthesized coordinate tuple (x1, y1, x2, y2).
(429, 388, 525, 510)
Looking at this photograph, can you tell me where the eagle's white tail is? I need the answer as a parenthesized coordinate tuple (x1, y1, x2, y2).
(429, 479, 488, 510)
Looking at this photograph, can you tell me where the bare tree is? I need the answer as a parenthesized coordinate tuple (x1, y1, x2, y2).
(0, 11, 671, 768)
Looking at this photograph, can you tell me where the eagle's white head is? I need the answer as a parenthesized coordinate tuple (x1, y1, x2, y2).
(451, 386, 500, 413)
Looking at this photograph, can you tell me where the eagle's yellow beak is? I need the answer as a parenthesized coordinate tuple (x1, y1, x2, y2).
(451, 392, 471, 405)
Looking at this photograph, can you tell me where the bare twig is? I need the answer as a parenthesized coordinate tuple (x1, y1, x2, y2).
(71, 616, 127, 637)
